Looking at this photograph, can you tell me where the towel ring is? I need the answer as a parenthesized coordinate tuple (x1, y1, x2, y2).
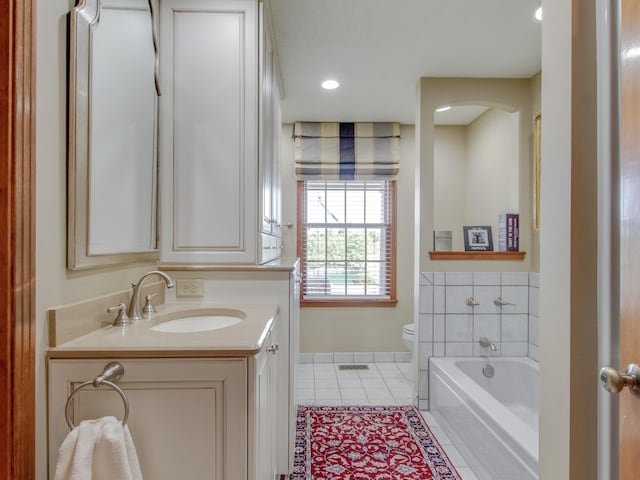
(64, 362, 130, 430)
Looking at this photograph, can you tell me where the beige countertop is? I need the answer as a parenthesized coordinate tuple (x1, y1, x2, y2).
(47, 303, 279, 359)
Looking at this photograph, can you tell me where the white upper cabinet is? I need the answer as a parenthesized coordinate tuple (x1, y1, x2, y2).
(259, 3, 283, 263)
(159, 0, 281, 265)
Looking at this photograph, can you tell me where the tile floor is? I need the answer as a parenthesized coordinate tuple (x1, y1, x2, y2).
(295, 362, 479, 480)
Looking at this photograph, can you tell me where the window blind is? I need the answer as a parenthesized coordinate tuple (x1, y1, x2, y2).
(293, 122, 400, 180)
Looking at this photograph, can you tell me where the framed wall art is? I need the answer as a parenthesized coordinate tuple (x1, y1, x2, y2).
(463, 225, 494, 251)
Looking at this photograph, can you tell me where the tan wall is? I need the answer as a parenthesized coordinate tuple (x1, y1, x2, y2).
(465, 109, 519, 228)
(434, 126, 467, 251)
(35, 1, 156, 477)
(417, 77, 537, 272)
(434, 110, 520, 252)
(280, 124, 416, 353)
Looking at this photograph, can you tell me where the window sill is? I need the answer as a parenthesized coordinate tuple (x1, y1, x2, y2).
(301, 299, 399, 308)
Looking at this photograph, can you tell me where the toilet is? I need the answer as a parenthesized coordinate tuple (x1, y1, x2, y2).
(402, 323, 415, 352)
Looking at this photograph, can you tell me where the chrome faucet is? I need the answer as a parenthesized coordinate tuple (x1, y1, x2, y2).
(479, 337, 497, 351)
(127, 270, 175, 321)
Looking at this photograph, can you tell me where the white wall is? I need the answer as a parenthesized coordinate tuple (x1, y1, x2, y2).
(538, 0, 576, 478)
(541, 0, 600, 478)
(36, 2, 156, 477)
(280, 124, 416, 353)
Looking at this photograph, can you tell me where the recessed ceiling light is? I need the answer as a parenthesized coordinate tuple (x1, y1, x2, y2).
(534, 7, 542, 21)
(436, 105, 451, 112)
(322, 80, 340, 90)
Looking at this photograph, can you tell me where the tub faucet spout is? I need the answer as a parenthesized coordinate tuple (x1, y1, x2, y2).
(479, 337, 497, 351)
(127, 270, 175, 320)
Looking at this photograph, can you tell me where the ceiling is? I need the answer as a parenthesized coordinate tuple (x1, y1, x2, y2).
(269, 0, 542, 125)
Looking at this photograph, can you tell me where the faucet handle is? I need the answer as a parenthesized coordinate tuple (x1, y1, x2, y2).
(465, 297, 480, 306)
(107, 303, 131, 327)
(494, 296, 515, 307)
(142, 293, 157, 316)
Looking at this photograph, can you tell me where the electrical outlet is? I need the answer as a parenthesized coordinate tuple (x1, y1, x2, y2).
(176, 278, 204, 297)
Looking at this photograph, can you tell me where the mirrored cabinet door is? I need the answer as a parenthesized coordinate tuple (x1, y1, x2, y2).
(68, 0, 160, 269)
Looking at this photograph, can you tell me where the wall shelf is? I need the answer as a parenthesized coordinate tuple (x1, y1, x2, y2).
(429, 251, 526, 260)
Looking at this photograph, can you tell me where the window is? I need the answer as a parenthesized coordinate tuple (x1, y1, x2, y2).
(298, 180, 397, 306)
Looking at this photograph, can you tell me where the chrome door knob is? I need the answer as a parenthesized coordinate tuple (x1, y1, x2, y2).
(599, 364, 640, 394)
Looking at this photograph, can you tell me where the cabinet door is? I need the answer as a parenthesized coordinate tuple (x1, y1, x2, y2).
(48, 358, 247, 480)
(259, 4, 282, 264)
(271, 84, 282, 240)
(252, 331, 278, 479)
(260, 5, 274, 236)
(159, 0, 258, 264)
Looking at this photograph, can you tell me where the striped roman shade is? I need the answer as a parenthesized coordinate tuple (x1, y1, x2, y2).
(293, 122, 400, 180)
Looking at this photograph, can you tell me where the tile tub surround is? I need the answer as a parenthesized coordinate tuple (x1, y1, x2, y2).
(528, 273, 540, 361)
(417, 271, 539, 406)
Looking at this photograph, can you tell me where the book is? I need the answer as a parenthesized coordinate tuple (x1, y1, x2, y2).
(498, 213, 519, 251)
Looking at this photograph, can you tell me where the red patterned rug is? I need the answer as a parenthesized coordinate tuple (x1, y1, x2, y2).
(291, 405, 462, 479)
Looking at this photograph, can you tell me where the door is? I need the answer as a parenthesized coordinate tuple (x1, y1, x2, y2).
(619, 0, 640, 480)
(600, 1, 640, 477)
(618, 0, 640, 476)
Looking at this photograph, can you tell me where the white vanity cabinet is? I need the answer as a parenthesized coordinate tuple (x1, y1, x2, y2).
(249, 325, 279, 479)
(159, 261, 300, 474)
(158, 0, 282, 265)
(48, 331, 280, 479)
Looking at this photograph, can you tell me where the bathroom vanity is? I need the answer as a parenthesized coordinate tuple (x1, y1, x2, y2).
(56, 0, 294, 476)
(48, 304, 281, 480)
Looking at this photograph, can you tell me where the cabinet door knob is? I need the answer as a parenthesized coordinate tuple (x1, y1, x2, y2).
(266, 344, 279, 354)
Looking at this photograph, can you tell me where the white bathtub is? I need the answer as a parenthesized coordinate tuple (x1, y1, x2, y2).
(429, 356, 539, 480)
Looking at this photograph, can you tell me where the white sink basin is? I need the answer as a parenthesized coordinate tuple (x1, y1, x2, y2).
(151, 314, 242, 333)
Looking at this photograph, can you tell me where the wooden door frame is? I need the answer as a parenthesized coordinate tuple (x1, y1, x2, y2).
(0, 0, 36, 477)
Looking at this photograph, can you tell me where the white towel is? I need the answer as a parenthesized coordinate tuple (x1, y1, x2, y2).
(55, 416, 143, 480)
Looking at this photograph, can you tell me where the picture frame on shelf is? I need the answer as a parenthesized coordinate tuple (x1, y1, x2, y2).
(463, 226, 494, 251)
